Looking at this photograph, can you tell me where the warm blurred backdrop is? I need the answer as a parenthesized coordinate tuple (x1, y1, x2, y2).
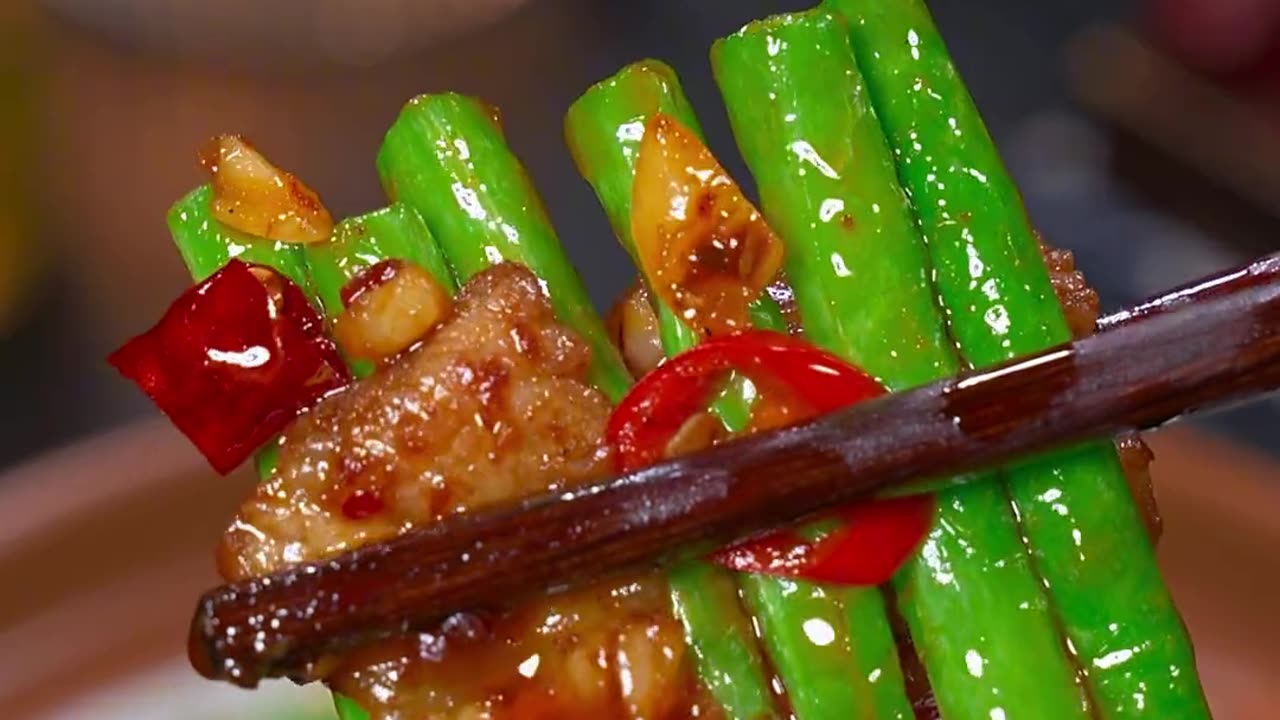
(1, 0, 1277, 717)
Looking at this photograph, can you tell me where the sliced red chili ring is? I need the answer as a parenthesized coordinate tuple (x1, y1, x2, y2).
(607, 329, 934, 586)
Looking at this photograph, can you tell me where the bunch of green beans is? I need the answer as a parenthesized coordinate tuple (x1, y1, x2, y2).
(822, 1, 1211, 717)
(159, 4, 1209, 717)
(711, 11, 1089, 720)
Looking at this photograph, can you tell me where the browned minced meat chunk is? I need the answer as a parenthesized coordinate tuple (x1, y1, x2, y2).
(1038, 236, 1160, 542)
(1040, 236, 1102, 340)
(1115, 431, 1162, 541)
(219, 263, 715, 720)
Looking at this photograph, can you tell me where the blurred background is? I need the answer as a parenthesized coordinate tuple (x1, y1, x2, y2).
(1, 0, 1277, 717)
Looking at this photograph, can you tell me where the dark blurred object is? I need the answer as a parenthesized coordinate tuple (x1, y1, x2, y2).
(1149, 0, 1280, 95)
(1070, 0, 1280, 247)
(40, 0, 534, 69)
(1069, 27, 1280, 233)
(0, 1, 44, 337)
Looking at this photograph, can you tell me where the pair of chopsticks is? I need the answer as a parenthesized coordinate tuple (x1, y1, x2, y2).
(191, 253, 1280, 688)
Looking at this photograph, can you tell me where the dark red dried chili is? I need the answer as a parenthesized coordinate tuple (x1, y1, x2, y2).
(109, 260, 350, 473)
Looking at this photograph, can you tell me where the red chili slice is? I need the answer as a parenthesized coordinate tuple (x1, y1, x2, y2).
(607, 329, 934, 586)
(109, 260, 350, 473)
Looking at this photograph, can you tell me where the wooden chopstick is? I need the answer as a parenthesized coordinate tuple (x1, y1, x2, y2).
(190, 256, 1280, 687)
(1098, 253, 1280, 331)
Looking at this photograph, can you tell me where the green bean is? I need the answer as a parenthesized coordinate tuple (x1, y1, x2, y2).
(826, 1, 1210, 716)
(565, 60, 789, 427)
(664, 562, 782, 719)
(333, 692, 366, 720)
(167, 184, 311, 292)
(378, 93, 630, 401)
(567, 61, 819, 720)
(304, 205, 457, 720)
(713, 11, 1089, 719)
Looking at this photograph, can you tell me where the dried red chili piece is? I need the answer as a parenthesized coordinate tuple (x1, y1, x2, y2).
(109, 260, 350, 473)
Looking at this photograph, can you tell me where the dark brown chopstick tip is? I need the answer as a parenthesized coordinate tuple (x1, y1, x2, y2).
(188, 593, 224, 683)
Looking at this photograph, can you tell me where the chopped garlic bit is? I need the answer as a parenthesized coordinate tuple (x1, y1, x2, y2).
(334, 261, 453, 364)
(200, 134, 333, 244)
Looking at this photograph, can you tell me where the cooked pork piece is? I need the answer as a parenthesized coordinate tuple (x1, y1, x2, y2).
(218, 263, 614, 581)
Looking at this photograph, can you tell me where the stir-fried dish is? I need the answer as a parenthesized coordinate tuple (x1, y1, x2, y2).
(110, 3, 1210, 719)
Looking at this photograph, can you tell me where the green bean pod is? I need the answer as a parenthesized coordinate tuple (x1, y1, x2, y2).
(378, 93, 630, 401)
(567, 60, 875, 720)
(380, 91, 787, 718)
(713, 11, 1090, 720)
(305, 202, 458, 317)
(825, 1, 1210, 716)
(303, 203, 457, 380)
(565, 60, 790, 428)
(167, 184, 312, 291)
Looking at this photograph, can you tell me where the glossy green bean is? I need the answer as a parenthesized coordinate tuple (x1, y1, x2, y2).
(167, 184, 311, 292)
(305, 202, 457, 318)
(565, 60, 790, 427)
(826, 1, 1210, 716)
(713, 11, 1089, 720)
(378, 93, 630, 401)
(664, 562, 781, 719)
(333, 692, 366, 720)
